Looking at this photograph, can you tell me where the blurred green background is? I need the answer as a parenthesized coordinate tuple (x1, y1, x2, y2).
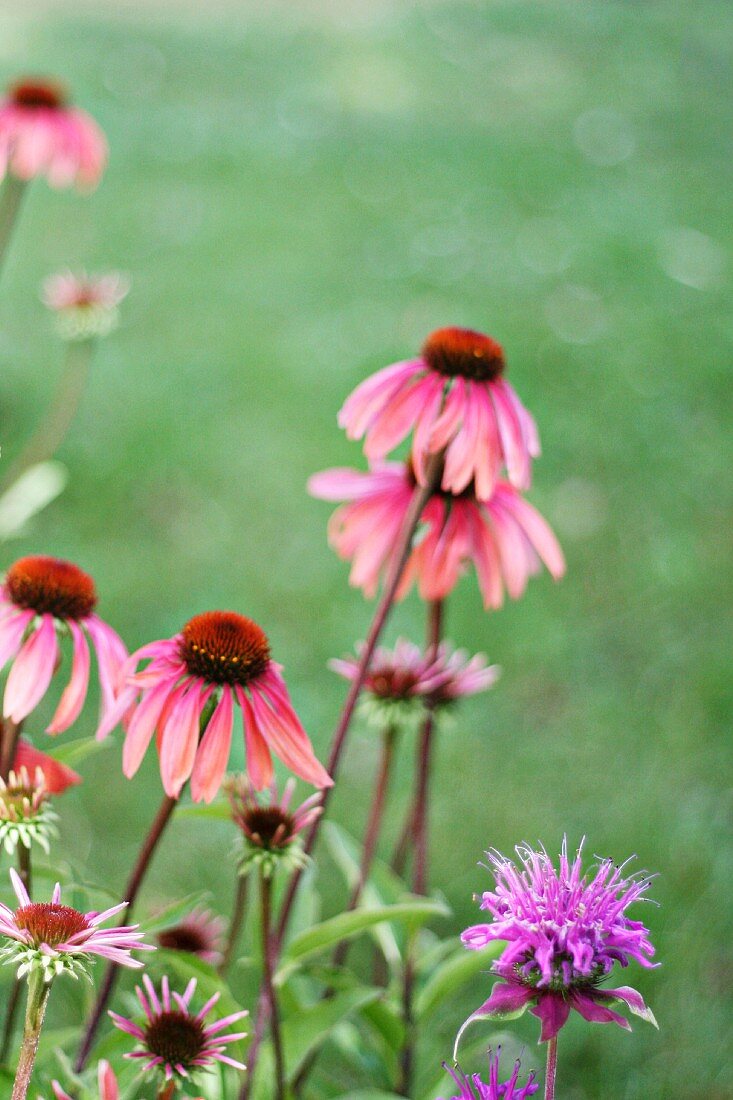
(0, 0, 731, 1096)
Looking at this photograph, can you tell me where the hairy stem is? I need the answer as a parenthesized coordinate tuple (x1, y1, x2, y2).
(11, 969, 51, 1100)
(75, 793, 178, 1071)
(219, 873, 248, 976)
(0, 176, 26, 281)
(261, 870, 286, 1100)
(0, 338, 96, 494)
(544, 1036, 558, 1100)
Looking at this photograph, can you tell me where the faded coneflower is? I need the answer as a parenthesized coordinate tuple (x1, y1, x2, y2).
(338, 326, 539, 500)
(0, 868, 151, 982)
(227, 774, 321, 877)
(109, 974, 248, 1083)
(43, 270, 130, 341)
(440, 1050, 538, 1099)
(100, 611, 332, 802)
(0, 78, 106, 190)
(330, 637, 499, 729)
(157, 905, 226, 967)
(458, 838, 658, 1050)
(0, 555, 128, 734)
(0, 765, 57, 855)
(50, 1061, 121, 1100)
(309, 462, 564, 609)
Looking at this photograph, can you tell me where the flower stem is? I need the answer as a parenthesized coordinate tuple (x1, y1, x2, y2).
(544, 1036, 558, 1100)
(398, 598, 443, 1096)
(75, 793, 178, 1072)
(0, 719, 23, 783)
(260, 869, 286, 1100)
(0, 846, 32, 1063)
(219, 873, 249, 976)
(0, 176, 26, 281)
(0, 337, 96, 494)
(11, 969, 51, 1100)
(241, 452, 444, 1099)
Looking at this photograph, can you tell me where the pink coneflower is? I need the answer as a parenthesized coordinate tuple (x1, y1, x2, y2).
(227, 774, 321, 876)
(42, 270, 130, 340)
(458, 839, 658, 1047)
(157, 906, 226, 967)
(440, 1051, 538, 1099)
(110, 974, 248, 1082)
(330, 638, 499, 727)
(51, 1061, 120, 1100)
(0, 78, 106, 190)
(100, 611, 332, 802)
(308, 462, 564, 609)
(13, 737, 81, 794)
(0, 555, 128, 735)
(0, 868, 151, 981)
(338, 327, 539, 500)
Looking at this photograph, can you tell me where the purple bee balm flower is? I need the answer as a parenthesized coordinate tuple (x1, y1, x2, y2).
(458, 838, 658, 1048)
(440, 1050, 538, 1099)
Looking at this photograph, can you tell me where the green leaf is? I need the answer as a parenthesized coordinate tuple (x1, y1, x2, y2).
(282, 987, 380, 1079)
(44, 736, 112, 767)
(276, 897, 450, 984)
(415, 941, 503, 1021)
(141, 891, 210, 934)
(176, 801, 233, 821)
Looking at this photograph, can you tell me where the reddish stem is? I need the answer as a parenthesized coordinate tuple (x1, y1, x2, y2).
(219, 872, 248, 976)
(261, 870, 286, 1100)
(75, 793, 178, 1071)
(544, 1036, 558, 1100)
(0, 719, 23, 783)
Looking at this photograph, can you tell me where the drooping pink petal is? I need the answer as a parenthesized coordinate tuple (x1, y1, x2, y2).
(47, 619, 90, 734)
(190, 686, 234, 803)
(3, 615, 58, 722)
(0, 609, 34, 670)
(570, 990, 630, 1029)
(159, 682, 209, 798)
(237, 688, 274, 790)
(122, 675, 177, 779)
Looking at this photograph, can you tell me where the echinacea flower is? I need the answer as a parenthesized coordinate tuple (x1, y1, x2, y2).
(458, 839, 658, 1047)
(51, 1061, 120, 1100)
(157, 906, 226, 967)
(110, 974, 248, 1082)
(0, 78, 107, 190)
(0, 868, 151, 981)
(338, 326, 539, 500)
(330, 638, 499, 728)
(227, 774, 321, 877)
(13, 737, 81, 794)
(0, 764, 57, 854)
(308, 462, 564, 609)
(440, 1050, 538, 1099)
(100, 611, 332, 802)
(0, 555, 128, 735)
(43, 269, 130, 341)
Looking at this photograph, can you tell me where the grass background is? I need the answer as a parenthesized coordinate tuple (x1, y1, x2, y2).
(0, 0, 731, 1096)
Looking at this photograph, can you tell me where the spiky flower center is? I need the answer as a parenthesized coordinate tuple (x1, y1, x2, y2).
(15, 903, 89, 946)
(144, 1010, 207, 1067)
(241, 805, 295, 849)
(422, 326, 505, 382)
(179, 611, 270, 686)
(157, 925, 208, 954)
(9, 80, 65, 110)
(6, 556, 97, 620)
(368, 667, 421, 700)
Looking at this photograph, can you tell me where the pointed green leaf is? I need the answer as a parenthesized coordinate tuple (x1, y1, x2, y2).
(415, 941, 503, 1021)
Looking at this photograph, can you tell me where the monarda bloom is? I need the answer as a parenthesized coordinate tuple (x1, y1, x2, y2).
(0, 78, 107, 190)
(0, 868, 151, 981)
(43, 270, 130, 341)
(109, 974, 248, 1082)
(227, 774, 321, 877)
(101, 611, 332, 801)
(338, 326, 539, 501)
(330, 638, 499, 728)
(458, 839, 658, 1046)
(440, 1051, 538, 1099)
(0, 555, 128, 734)
(157, 906, 226, 967)
(308, 462, 564, 609)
